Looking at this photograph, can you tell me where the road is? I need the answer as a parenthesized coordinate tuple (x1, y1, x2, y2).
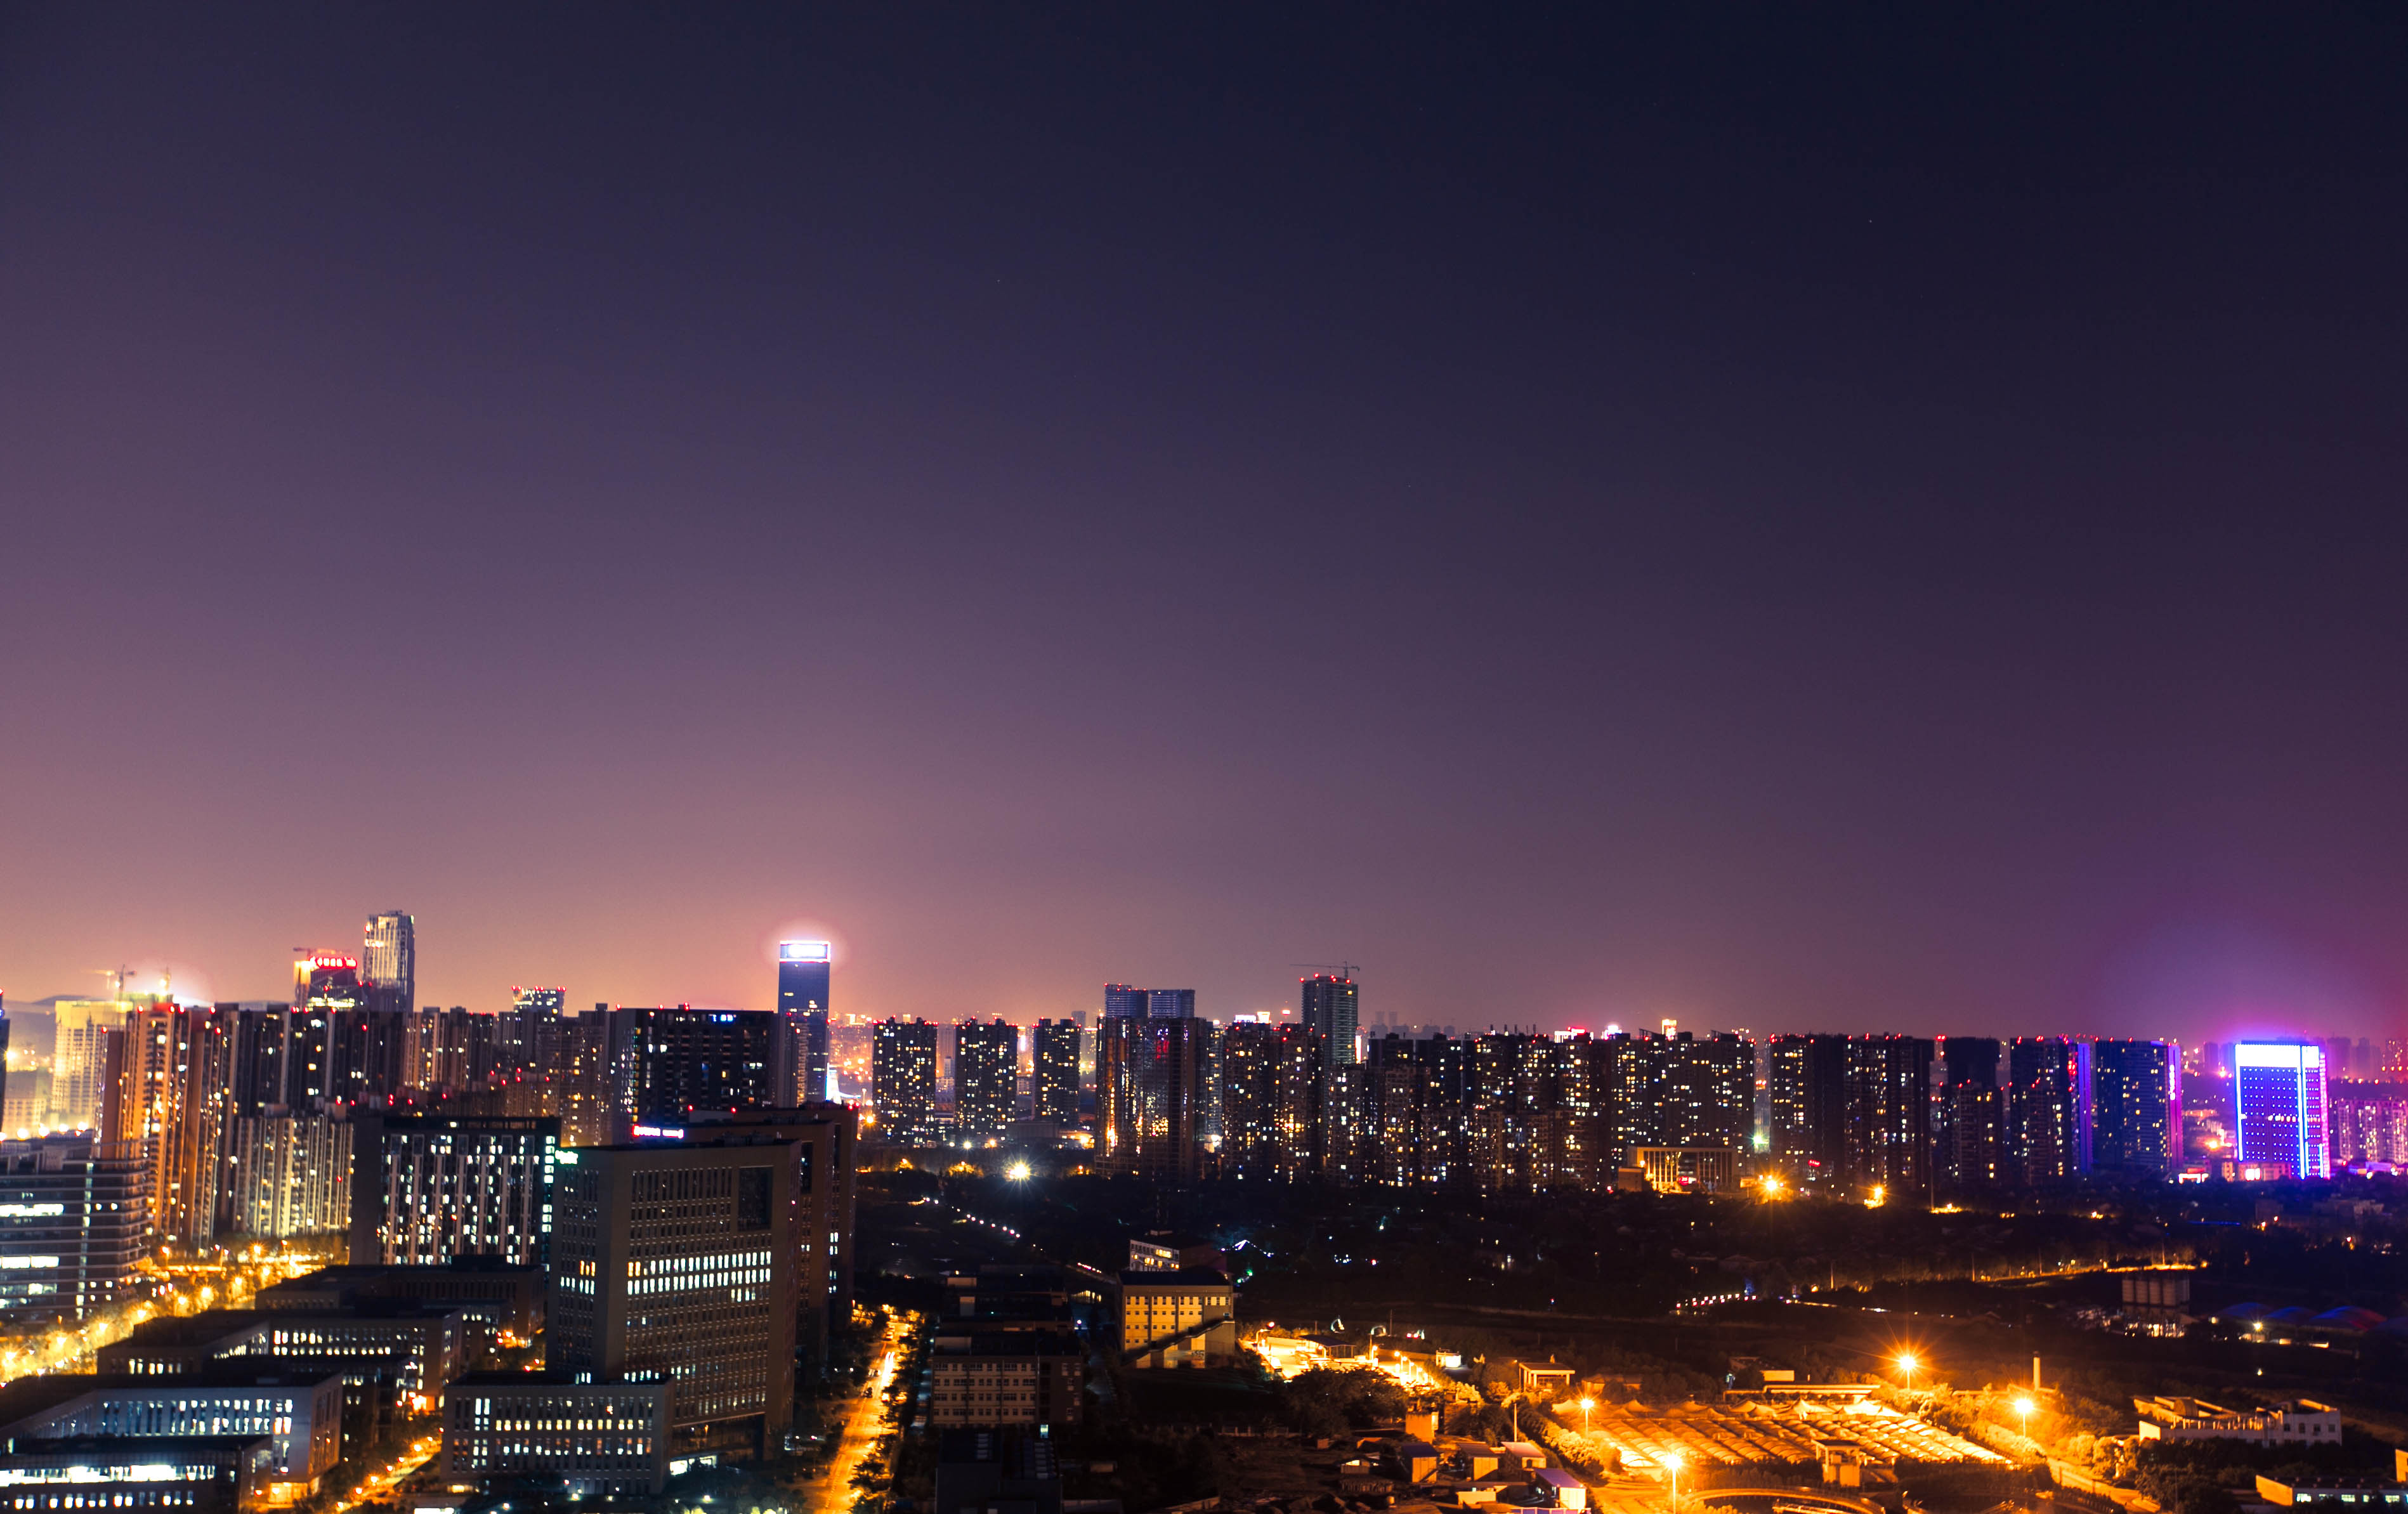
(794, 1314, 911, 1514)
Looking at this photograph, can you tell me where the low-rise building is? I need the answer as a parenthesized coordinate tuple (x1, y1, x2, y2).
(255, 1258, 544, 1338)
(98, 1304, 466, 1404)
(2135, 1397, 2343, 1445)
(1117, 1267, 1235, 1368)
(929, 1331, 1085, 1430)
(0, 1369, 344, 1503)
(0, 1435, 271, 1514)
(442, 1373, 671, 1499)
(2256, 1475, 2408, 1509)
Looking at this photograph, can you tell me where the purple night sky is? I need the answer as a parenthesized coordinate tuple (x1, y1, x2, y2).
(4, 8, 2406, 1044)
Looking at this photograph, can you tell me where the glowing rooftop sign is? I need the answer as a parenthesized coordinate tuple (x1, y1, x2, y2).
(2235, 1042, 2322, 1070)
(780, 941, 832, 962)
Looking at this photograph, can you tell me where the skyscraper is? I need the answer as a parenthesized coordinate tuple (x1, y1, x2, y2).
(2234, 1041, 2329, 1179)
(870, 1020, 940, 1144)
(1032, 1020, 1080, 1126)
(1300, 975, 1359, 1066)
(1102, 985, 1144, 1021)
(1144, 989, 1196, 1020)
(778, 941, 833, 1103)
(2092, 1040, 2180, 1177)
(363, 912, 416, 1016)
(2008, 1036, 2093, 1184)
(953, 1020, 1018, 1140)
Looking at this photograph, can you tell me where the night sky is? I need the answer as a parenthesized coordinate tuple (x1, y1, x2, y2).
(6, 8, 2407, 1041)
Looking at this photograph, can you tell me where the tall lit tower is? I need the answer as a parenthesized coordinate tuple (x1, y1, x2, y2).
(2235, 1041, 2329, 1178)
(1300, 973, 1359, 1066)
(778, 941, 833, 1102)
(363, 912, 416, 1015)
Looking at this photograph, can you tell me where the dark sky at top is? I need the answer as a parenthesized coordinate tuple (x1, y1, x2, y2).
(4, 6, 2407, 1041)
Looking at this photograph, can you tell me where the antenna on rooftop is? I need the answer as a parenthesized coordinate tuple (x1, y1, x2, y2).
(1290, 962, 1361, 978)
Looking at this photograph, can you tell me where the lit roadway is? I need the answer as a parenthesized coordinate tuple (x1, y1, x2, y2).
(0, 1244, 326, 1387)
(794, 1311, 912, 1514)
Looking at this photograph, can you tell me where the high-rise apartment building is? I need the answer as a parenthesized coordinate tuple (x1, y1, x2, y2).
(502, 988, 565, 1086)
(1935, 1037, 2003, 1194)
(2092, 1040, 2180, 1177)
(350, 1115, 558, 1266)
(46, 1001, 133, 1131)
(1098, 1014, 1211, 1185)
(1767, 1034, 1846, 1185)
(2234, 1042, 2329, 1179)
(1300, 975, 1359, 1066)
(870, 1020, 940, 1144)
(549, 1140, 798, 1451)
(362, 913, 416, 1016)
(777, 942, 833, 1104)
(611, 1008, 779, 1127)
(2008, 1036, 2093, 1184)
(952, 1021, 1018, 1140)
(222, 1113, 352, 1239)
(1031, 1020, 1080, 1126)
(1841, 1035, 1932, 1199)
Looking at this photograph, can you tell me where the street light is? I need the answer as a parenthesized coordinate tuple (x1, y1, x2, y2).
(1894, 1352, 1919, 1390)
(1580, 1397, 1595, 1432)
(2015, 1395, 2035, 1446)
(1665, 1449, 1683, 1512)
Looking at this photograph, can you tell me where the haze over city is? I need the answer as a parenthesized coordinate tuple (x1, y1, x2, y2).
(8, 8, 2408, 1040)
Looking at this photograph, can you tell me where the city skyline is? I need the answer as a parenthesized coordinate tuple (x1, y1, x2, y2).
(3, 909, 2397, 1048)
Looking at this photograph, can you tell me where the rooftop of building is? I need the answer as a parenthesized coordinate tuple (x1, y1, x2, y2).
(0, 1367, 345, 1426)
(931, 1331, 1086, 1357)
(1116, 1267, 1230, 1287)
(0, 1435, 275, 1463)
(448, 1371, 667, 1392)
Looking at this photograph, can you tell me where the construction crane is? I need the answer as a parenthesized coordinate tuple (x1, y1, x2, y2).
(1289, 961, 1361, 980)
(91, 966, 131, 998)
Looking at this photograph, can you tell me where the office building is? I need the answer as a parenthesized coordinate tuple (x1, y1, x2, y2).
(1031, 1020, 1080, 1126)
(952, 1021, 1018, 1142)
(222, 1114, 352, 1239)
(1117, 1267, 1236, 1368)
(1300, 974, 1360, 1066)
(612, 1007, 779, 1127)
(649, 1106, 860, 1365)
(1098, 1014, 1210, 1185)
(2093, 1040, 2181, 1177)
(2330, 1082, 2408, 1168)
(1144, 989, 1195, 1020)
(1842, 1035, 1932, 1199)
(0, 1435, 268, 1514)
(0, 1368, 344, 1502)
(548, 1140, 798, 1452)
(2008, 1036, 2093, 1184)
(0, 1135, 147, 1321)
(100, 1303, 468, 1402)
(443, 1373, 671, 1498)
(2235, 1042, 2330, 1180)
(362, 912, 416, 1016)
(1935, 1038, 2003, 1193)
(777, 942, 833, 1104)
(350, 1115, 558, 1266)
(1767, 1034, 1846, 1185)
(870, 1020, 940, 1144)
(1102, 985, 1144, 1021)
